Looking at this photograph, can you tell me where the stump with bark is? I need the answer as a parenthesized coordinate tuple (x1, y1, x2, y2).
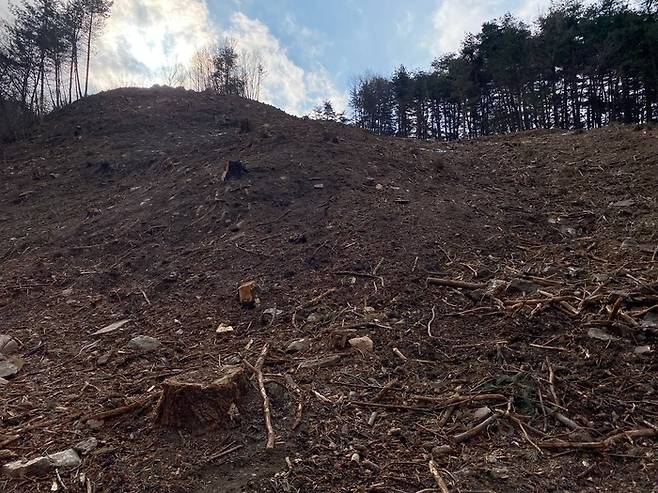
(154, 365, 249, 430)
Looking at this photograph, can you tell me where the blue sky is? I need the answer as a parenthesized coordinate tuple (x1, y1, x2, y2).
(0, 0, 554, 114)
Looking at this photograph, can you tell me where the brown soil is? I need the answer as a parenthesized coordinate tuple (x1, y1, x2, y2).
(1, 87, 657, 492)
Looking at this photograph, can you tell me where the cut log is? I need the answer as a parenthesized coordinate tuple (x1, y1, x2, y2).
(154, 366, 248, 430)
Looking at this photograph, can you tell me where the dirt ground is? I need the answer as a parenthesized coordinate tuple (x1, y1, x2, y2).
(1, 87, 657, 492)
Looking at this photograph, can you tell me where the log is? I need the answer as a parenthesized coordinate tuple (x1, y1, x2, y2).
(154, 366, 248, 430)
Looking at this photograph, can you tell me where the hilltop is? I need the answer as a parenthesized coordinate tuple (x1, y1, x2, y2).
(1, 87, 657, 492)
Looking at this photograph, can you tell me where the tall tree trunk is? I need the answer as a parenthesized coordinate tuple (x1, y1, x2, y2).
(84, 12, 93, 97)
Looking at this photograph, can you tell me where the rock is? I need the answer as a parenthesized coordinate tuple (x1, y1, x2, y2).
(74, 437, 98, 455)
(261, 308, 283, 325)
(92, 319, 130, 336)
(2, 449, 81, 478)
(0, 335, 19, 355)
(216, 324, 234, 334)
(127, 335, 161, 352)
(350, 452, 360, 462)
(473, 406, 492, 420)
(611, 199, 636, 208)
(0, 356, 24, 379)
(313, 183, 324, 189)
(634, 345, 652, 355)
(298, 354, 342, 369)
(306, 312, 321, 323)
(286, 338, 310, 353)
(587, 327, 617, 341)
(505, 279, 538, 295)
(620, 238, 639, 251)
(375, 183, 384, 190)
(431, 445, 453, 457)
(349, 336, 374, 352)
(238, 281, 258, 306)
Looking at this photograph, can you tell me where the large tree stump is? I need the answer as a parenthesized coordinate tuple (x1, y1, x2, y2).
(154, 366, 248, 430)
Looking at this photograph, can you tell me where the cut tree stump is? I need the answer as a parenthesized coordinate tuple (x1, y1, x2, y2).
(154, 366, 248, 430)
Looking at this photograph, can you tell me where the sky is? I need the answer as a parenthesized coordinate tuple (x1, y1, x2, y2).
(0, 0, 556, 115)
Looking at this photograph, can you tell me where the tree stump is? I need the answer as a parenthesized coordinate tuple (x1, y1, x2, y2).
(154, 366, 248, 430)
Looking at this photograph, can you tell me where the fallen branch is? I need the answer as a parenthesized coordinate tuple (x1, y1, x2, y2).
(85, 393, 159, 423)
(428, 460, 450, 493)
(284, 373, 304, 430)
(255, 343, 275, 449)
(453, 412, 501, 443)
(537, 428, 657, 450)
(427, 278, 486, 290)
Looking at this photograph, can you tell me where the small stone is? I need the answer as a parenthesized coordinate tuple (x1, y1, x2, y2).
(350, 452, 360, 462)
(587, 327, 617, 341)
(306, 312, 321, 323)
(505, 279, 538, 295)
(0, 356, 24, 378)
(286, 338, 310, 353)
(375, 183, 384, 190)
(634, 345, 652, 355)
(0, 335, 19, 355)
(216, 324, 234, 334)
(2, 449, 81, 478)
(313, 183, 324, 189)
(349, 336, 374, 352)
(621, 238, 639, 251)
(473, 406, 492, 420)
(432, 445, 453, 457)
(261, 308, 283, 324)
(127, 335, 161, 352)
(611, 199, 635, 208)
(74, 437, 98, 455)
(87, 419, 104, 430)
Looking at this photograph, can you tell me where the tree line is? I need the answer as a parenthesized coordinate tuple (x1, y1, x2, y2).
(0, 0, 112, 115)
(350, 0, 658, 139)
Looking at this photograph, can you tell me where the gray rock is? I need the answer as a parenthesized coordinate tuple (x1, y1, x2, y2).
(74, 437, 98, 455)
(348, 336, 374, 352)
(306, 312, 321, 323)
(634, 345, 652, 355)
(2, 449, 81, 478)
(286, 338, 310, 353)
(587, 327, 617, 341)
(621, 238, 639, 251)
(0, 335, 19, 355)
(127, 335, 161, 352)
(0, 356, 23, 378)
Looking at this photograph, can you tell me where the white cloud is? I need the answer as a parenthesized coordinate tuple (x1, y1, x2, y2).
(429, 0, 554, 55)
(222, 12, 343, 115)
(92, 2, 341, 116)
(93, 0, 215, 90)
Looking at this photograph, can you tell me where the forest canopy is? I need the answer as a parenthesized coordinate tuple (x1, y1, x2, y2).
(349, 0, 658, 139)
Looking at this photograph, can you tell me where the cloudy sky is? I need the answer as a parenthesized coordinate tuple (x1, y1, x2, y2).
(0, 0, 555, 115)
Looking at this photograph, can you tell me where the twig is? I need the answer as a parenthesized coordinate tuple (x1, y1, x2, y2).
(453, 412, 501, 443)
(546, 358, 560, 407)
(284, 373, 304, 430)
(207, 443, 243, 461)
(427, 305, 437, 338)
(84, 393, 159, 422)
(427, 278, 486, 290)
(428, 460, 450, 493)
(371, 379, 399, 403)
(537, 428, 657, 450)
(255, 343, 275, 449)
